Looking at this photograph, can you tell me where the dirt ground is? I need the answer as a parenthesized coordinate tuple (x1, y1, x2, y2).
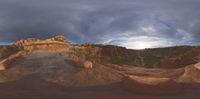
(0, 75, 200, 99)
(0, 51, 200, 99)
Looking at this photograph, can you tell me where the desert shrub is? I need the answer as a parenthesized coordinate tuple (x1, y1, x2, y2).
(110, 56, 125, 65)
(0, 45, 20, 60)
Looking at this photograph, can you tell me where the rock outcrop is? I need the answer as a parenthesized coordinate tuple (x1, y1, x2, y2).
(122, 75, 183, 94)
(0, 64, 5, 70)
(68, 54, 79, 62)
(194, 62, 200, 70)
(15, 36, 70, 52)
(0, 36, 71, 71)
(49, 35, 66, 42)
(82, 61, 93, 69)
(179, 64, 200, 83)
(68, 54, 93, 69)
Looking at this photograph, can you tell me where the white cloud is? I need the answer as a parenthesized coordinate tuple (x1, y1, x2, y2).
(102, 36, 187, 49)
(141, 26, 156, 33)
(0, 0, 199, 48)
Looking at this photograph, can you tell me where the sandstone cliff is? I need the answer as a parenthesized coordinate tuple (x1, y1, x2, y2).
(15, 36, 70, 52)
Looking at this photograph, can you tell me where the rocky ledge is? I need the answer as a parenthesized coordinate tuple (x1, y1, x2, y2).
(15, 36, 70, 52)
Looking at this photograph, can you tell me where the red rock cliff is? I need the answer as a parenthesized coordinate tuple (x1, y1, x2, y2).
(15, 36, 70, 52)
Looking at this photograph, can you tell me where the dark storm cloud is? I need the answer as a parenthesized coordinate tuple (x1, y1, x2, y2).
(0, 0, 200, 48)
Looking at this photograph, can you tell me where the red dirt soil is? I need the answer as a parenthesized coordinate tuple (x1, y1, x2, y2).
(0, 75, 200, 99)
(0, 50, 200, 99)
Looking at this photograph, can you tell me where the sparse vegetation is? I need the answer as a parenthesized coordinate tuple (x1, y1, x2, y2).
(0, 45, 20, 60)
(73, 45, 200, 68)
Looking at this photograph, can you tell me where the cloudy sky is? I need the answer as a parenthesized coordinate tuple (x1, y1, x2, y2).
(0, 0, 200, 49)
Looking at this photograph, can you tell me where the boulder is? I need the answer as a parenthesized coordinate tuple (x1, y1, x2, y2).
(122, 75, 183, 94)
(0, 64, 5, 70)
(194, 62, 200, 70)
(52, 36, 66, 42)
(68, 54, 79, 62)
(82, 61, 93, 69)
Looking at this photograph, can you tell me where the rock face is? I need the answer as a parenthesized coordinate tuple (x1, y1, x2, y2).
(50, 36, 66, 42)
(68, 54, 79, 62)
(15, 36, 70, 52)
(68, 54, 93, 69)
(122, 75, 183, 94)
(0, 64, 5, 70)
(194, 62, 200, 70)
(179, 64, 200, 83)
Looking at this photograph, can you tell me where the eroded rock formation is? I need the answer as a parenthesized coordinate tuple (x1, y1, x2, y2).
(194, 62, 200, 70)
(15, 36, 70, 52)
(68, 54, 93, 69)
(0, 64, 5, 70)
(122, 75, 183, 94)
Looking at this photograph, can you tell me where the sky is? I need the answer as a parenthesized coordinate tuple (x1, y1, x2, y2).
(0, 0, 200, 49)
